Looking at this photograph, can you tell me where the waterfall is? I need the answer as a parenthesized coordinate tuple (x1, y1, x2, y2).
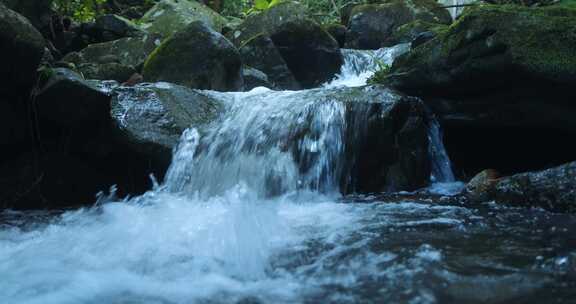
(428, 117, 456, 183)
(159, 43, 456, 197)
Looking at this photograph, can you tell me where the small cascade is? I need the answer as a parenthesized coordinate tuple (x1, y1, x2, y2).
(325, 44, 410, 88)
(158, 43, 455, 197)
(428, 117, 456, 183)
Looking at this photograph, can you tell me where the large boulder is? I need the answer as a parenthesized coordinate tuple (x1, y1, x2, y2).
(61, 34, 162, 82)
(0, 0, 53, 33)
(239, 34, 300, 90)
(139, 0, 227, 37)
(0, 4, 46, 94)
(336, 85, 431, 193)
(229, 1, 308, 46)
(35, 68, 111, 127)
(230, 2, 342, 88)
(143, 21, 243, 91)
(468, 161, 576, 213)
(269, 19, 343, 88)
(379, 5, 576, 177)
(385, 5, 576, 98)
(110, 82, 223, 159)
(345, 0, 452, 49)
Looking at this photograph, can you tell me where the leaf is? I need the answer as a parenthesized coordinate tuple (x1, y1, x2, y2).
(269, 0, 283, 8)
(254, 0, 270, 10)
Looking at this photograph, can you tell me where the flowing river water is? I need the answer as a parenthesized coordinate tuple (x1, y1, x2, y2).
(1, 45, 575, 304)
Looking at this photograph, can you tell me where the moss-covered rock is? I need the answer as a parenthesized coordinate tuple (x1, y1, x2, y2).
(345, 0, 452, 49)
(0, 3, 46, 94)
(229, 1, 308, 46)
(78, 62, 136, 83)
(377, 5, 576, 180)
(139, 0, 227, 37)
(385, 5, 576, 94)
(143, 21, 243, 91)
(239, 34, 300, 90)
(65, 34, 162, 71)
(389, 20, 448, 45)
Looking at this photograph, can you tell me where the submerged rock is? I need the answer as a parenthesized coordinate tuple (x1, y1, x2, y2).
(345, 0, 451, 49)
(0, 3, 45, 94)
(110, 82, 223, 159)
(139, 0, 226, 37)
(239, 34, 300, 90)
(143, 21, 243, 91)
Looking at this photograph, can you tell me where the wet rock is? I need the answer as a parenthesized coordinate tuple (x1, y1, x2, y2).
(292, 85, 431, 193)
(324, 23, 347, 48)
(488, 162, 576, 213)
(140, 0, 227, 37)
(269, 19, 343, 88)
(0, 3, 46, 95)
(110, 82, 223, 159)
(143, 21, 243, 91)
(465, 169, 501, 201)
(239, 34, 300, 90)
(35, 68, 111, 128)
(243, 67, 271, 90)
(345, 0, 451, 49)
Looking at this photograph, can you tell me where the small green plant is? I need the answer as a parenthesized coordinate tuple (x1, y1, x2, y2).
(52, 0, 107, 22)
(368, 60, 391, 84)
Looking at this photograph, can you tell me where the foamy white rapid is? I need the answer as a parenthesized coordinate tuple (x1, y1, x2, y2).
(0, 45, 471, 304)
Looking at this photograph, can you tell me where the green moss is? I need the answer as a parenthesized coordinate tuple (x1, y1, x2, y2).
(406, 4, 576, 79)
(554, 0, 576, 9)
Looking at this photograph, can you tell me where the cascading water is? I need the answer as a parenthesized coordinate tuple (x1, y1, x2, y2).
(1, 46, 575, 304)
